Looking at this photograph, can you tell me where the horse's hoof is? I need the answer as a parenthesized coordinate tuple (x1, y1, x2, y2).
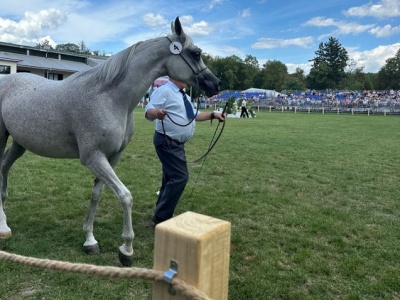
(83, 243, 101, 255)
(0, 231, 11, 239)
(118, 250, 133, 267)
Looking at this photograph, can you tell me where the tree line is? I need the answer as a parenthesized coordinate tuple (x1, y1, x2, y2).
(37, 37, 400, 99)
(36, 40, 106, 56)
(200, 37, 400, 99)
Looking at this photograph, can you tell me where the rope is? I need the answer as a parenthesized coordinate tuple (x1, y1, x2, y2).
(0, 250, 212, 300)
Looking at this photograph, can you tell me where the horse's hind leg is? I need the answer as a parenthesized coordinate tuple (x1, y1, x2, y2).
(0, 141, 26, 238)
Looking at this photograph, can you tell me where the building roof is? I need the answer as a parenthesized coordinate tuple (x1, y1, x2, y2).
(0, 51, 93, 73)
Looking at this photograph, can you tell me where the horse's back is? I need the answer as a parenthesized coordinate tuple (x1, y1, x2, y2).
(0, 73, 58, 104)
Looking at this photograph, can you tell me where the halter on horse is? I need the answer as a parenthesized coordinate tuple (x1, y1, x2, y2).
(0, 17, 220, 266)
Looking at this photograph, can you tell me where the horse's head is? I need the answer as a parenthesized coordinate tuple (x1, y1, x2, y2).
(166, 17, 220, 97)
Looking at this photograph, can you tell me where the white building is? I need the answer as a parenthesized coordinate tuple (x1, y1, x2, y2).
(0, 42, 107, 80)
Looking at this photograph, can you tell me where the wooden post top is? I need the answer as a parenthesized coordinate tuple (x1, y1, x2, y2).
(153, 211, 231, 300)
(156, 211, 231, 237)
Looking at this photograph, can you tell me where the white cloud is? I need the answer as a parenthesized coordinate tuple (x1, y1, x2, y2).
(345, 0, 400, 19)
(369, 24, 400, 37)
(205, 0, 225, 11)
(240, 8, 251, 18)
(142, 13, 168, 27)
(201, 43, 244, 58)
(0, 8, 67, 46)
(304, 17, 375, 37)
(285, 62, 313, 75)
(175, 16, 214, 37)
(347, 43, 400, 73)
(252, 37, 314, 49)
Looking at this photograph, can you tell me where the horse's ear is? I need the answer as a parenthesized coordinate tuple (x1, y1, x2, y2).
(173, 17, 183, 37)
(171, 19, 176, 34)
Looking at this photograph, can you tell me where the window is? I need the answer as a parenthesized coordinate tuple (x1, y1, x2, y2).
(0, 65, 11, 74)
(48, 73, 63, 80)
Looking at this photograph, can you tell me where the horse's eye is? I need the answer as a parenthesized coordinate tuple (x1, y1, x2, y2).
(192, 51, 201, 61)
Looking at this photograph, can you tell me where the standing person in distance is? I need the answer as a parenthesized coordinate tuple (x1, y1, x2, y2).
(240, 93, 249, 118)
(145, 78, 225, 226)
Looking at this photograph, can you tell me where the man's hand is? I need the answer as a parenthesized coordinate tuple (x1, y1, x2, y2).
(156, 109, 167, 120)
(213, 112, 226, 122)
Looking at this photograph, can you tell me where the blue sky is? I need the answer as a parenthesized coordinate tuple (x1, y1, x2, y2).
(1, 0, 399, 74)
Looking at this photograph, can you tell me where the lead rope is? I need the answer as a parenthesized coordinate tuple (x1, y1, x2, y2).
(186, 101, 228, 198)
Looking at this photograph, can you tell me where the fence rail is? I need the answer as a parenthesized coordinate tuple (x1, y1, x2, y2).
(205, 101, 400, 116)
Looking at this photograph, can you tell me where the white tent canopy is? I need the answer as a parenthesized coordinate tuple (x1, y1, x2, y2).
(242, 88, 285, 97)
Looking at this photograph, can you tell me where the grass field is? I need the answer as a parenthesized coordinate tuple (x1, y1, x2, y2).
(1, 108, 400, 299)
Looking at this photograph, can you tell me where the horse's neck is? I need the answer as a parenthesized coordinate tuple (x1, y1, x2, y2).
(128, 39, 170, 90)
(114, 38, 170, 110)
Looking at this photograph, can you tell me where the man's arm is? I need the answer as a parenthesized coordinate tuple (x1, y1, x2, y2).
(146, 108, 167, 120)
(195, 112, 226, 122)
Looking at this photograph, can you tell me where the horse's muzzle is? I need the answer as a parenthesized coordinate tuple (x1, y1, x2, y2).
(199, 72, 221, 97)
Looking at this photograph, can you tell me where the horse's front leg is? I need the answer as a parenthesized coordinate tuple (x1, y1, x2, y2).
(83, 178, 104, 254)
(82, 152, 134, 267)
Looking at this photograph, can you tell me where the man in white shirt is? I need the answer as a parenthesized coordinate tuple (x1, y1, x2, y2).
(145, 78, 225, 225)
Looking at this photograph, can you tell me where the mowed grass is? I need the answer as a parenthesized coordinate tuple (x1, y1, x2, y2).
(1, 108, 400, 299)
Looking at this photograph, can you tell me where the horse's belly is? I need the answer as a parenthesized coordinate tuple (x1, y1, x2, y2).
(3, 108, 79, 158)
(11, 130, 79, 159)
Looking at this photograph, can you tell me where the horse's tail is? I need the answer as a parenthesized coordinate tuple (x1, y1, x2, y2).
(0, 76, 8, 115)
(0, 75, 13, 139)
(0, 74, 14, 103)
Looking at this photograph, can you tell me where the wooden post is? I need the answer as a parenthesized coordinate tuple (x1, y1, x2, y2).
(153, 211, 231, 300)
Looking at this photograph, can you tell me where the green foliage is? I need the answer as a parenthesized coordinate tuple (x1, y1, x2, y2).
(35, 39, 53, 50)
(341, 67, 374, 90)
(55, 41, 93, 54)
(260, 60, 288, 91)
(376, 47, 400, 90)
(1, 109, 400, 299)
(284, 68, 307, 91)
(307, 61, 331, 89)
(308, 37, 349, 89)
(226, 96, 236, 114)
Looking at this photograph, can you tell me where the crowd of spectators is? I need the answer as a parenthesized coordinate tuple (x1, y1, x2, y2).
(208, 89, 400, 112)
(275, 89, 400, 110)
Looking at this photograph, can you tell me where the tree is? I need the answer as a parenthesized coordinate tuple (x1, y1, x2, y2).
(307, 61, 330, 90)
(243, 55, 261, 88)
(341, 67, 373, 90)
(260, 60, 288, 92)
(308, 37, 349, 89)
(284, 68, 307, 91)
(36, 39, 53, 50)
(55, 43, 81, 53)
(78, 40, 91, 54)
(204, 55, 246, 91)
(376, 47, 400, 90)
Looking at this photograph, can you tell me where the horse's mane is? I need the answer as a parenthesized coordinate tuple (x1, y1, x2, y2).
(74, 43, 140, 91)
(73, 32, 191, 91)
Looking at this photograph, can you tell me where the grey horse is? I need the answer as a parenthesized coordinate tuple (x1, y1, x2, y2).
(0, 17, 220, 266)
